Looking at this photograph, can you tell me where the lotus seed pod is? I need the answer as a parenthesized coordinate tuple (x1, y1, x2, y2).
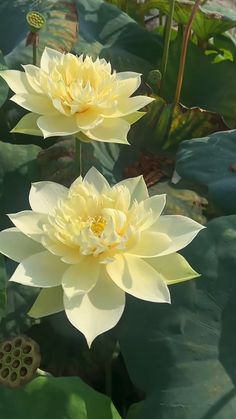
(146, 69, 162, 93)
(26, 11, 45, 31)
(0, 336, 41, 388)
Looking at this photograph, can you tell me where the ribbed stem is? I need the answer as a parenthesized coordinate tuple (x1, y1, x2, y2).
(174, 0, 201, 103)
(160, 0, 176, 95)
(32, 43, 37, 65)
(75, 138, 82, 176)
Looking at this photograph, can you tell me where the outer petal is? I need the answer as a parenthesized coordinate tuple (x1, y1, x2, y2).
(11, 113, 42, 136)
(142, 194, 166, 221)
(116, 72, 141, 97)
(147, 253, 200, 285)
(123, 111, 146, 124)
(106, 254, 170, 303)
(128, 231, 171, 258)
(22, 64, 43, 94)
(83, 118, 130, 144)
(11, 93, 56, 115)
(28, 286, 64, 318)
(8, 211, 47, 242)
(76, 110, 103, 130)
(9, 250, 67, 287)
(0, 227, 43, 262)
(151, 215, 205, 256)
(84, 167, 110, 192)
(37, 115, 79, 138)
(0, 70, 33, 94)
(64, 269, 125, 346)
(62, 257, 100, 298)
(111, 95, 155, 117)
(115, 175, 149, 202)
(29, 181, 68, 214)
(40, 47, 63, 73)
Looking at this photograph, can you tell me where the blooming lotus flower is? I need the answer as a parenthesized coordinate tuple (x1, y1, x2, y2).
(0, 48, 154, 143)
(0, 168, 204, 346)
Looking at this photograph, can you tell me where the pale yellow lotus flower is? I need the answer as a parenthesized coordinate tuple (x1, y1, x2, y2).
(0, 47, 154, 143)
(0, 168, 204, 346)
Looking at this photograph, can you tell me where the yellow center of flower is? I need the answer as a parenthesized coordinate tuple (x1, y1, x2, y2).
(90, 216, 107, 237)
(41, 181, 151, 263)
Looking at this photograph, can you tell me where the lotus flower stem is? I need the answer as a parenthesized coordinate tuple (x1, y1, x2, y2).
(174, 0, 201, 103)
(75, 138, 82, 176)
(160, 0, 176, 95)
(33, 43, 37, 66)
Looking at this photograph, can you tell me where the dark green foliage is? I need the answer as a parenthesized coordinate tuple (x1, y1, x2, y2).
(176, 129, 236, 214)
(118, 216, 236, 418)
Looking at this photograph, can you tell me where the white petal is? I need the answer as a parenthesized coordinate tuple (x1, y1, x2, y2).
(11, 93, 57, 115)
(8, 211, 47, 242)
(84, 167, 110, 192)
(9, 250, 67, 287)
(22, 64, 44, 94)
(37, 115, 79, 138)
(0, 70, 33, 94)
(152, 215, 205, 256)
(64, 269, 125, 346)
(143, 194, 166, 221)
(76, 111, 103, 130)
(62, 257, 100, 298)
(28, 286, 64, 318)
(123, 111, 146, 124)
(147, 253, 200, 285)
(128, 231, 171, 258)
(111, 95, 155, 118)
(116, 72, 141, 97)
(106, 254, 170, 303)
(11, 113, 42, 136)
(115, 175, 149, 202)
(29, 181, 68, 214)
(0, 227, 43, 262)
(40, 47, 63, 73)
(83, 118, 130, 144)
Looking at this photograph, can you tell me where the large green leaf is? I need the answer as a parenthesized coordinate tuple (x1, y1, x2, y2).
(131, 96, 227, 151)
(73, 0, 162, 74)
(2, 0, 162, 75)
(0, 255, 7, 321)
(141, 0, 236, 41)
(118, 215, 236, 418)
(161, 35, 236, 125)
(175, 129, 236, 214)
(0, 141, 41, 337)
(0, 376, 121, 419)
(5, 0, 78, 68)
(0, 140, 41, 229)
(0, 51, 8, 108)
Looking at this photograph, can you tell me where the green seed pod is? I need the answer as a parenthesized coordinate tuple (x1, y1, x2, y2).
(0, 336, 41, 388)
(26, 11, 45, 31)
(146, 69, 162, 93)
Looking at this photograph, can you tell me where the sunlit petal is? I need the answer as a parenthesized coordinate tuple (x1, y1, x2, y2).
(9, 250, 67, 287)
(29, 286, 64, 318)
(107, 254, 170, 303)
(64, 269, 125, 346)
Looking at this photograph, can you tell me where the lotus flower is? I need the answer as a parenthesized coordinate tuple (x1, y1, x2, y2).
(0, 168, 204, 346)
(0, 48, 154, 143)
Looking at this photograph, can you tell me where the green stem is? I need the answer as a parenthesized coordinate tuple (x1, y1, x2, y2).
(75, 138, 82, 176)
(160, 0, 176, 95)
(174, 0, 201, 103)
(105, 359, 112, 398)
(33, 43, 37, 65)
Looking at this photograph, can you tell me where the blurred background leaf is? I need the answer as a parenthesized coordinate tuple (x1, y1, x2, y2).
(176, 129, 236, 215)
(0, 376, 121, 419)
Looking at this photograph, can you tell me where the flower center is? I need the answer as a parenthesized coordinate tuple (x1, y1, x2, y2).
(90, 216, 107, 237)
